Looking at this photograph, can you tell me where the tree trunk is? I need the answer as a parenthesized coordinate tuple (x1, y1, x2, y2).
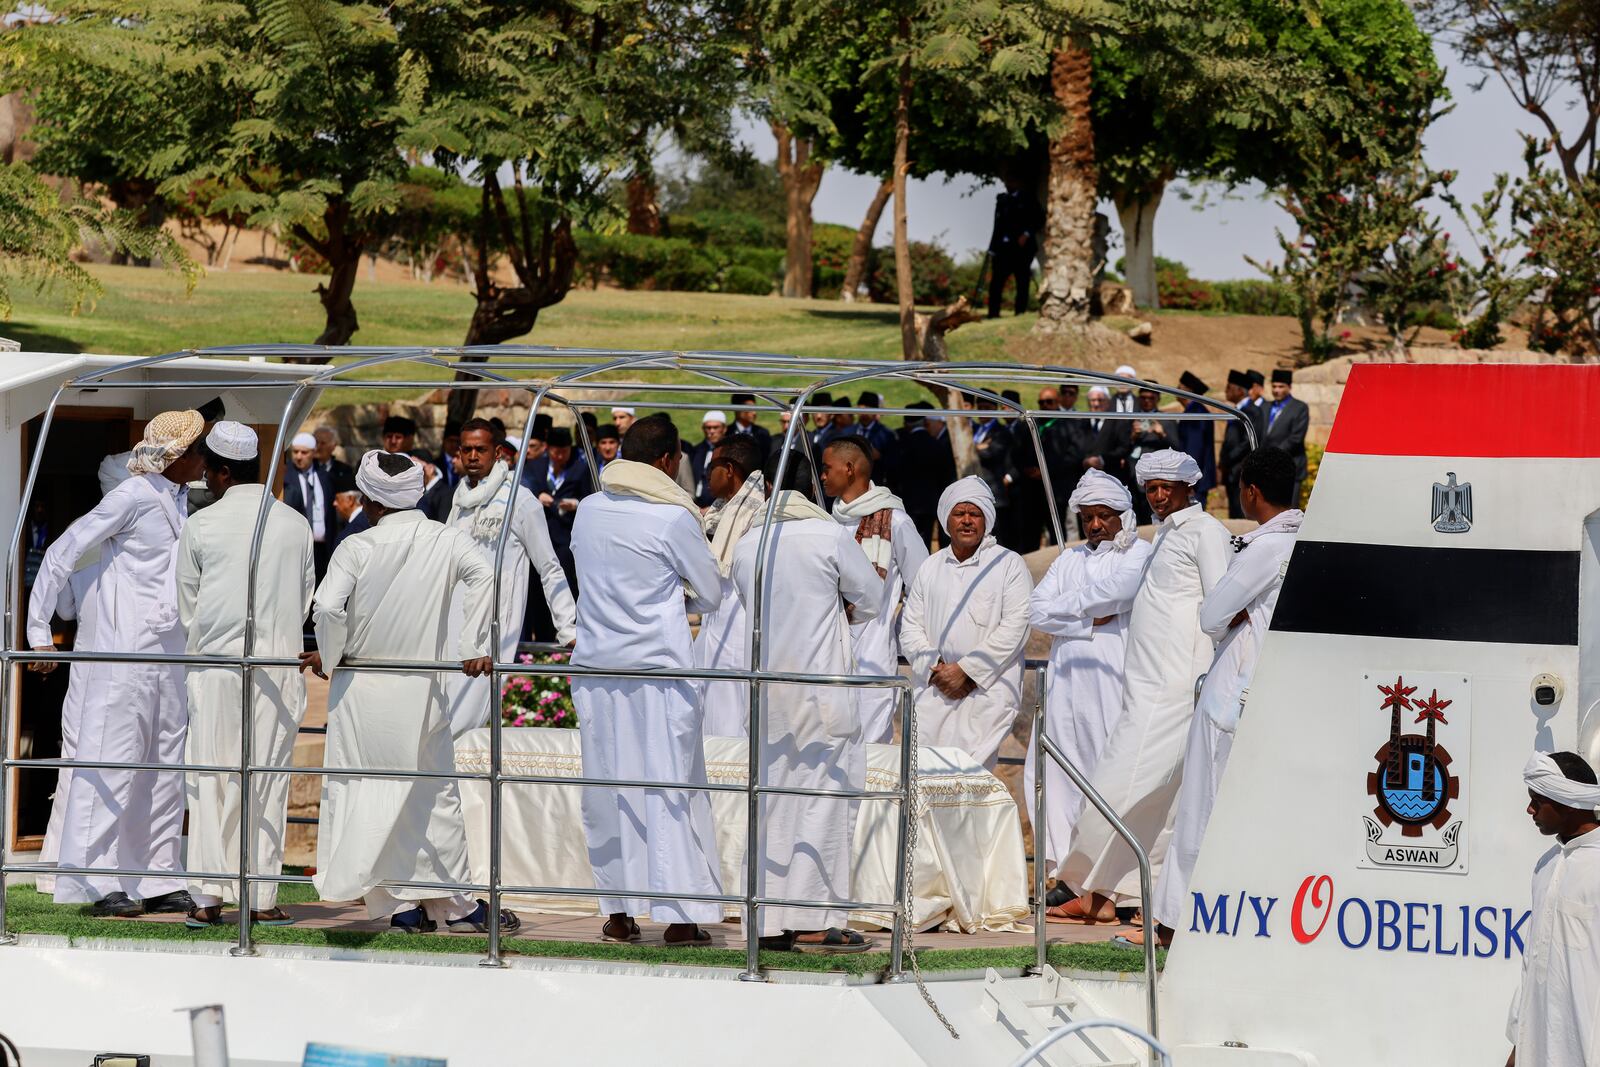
(1034, 44, 1099, 333)
(106, 178, 165, 266)
(313, 250, 361, 347)
(841, 179, 892, 301)
(773, 122, 824, 299)
(625, 171, 661, 236)
(893, 18, 917, 358)
(1115, 180, 1165, 309)
(910, 296, 985, 477)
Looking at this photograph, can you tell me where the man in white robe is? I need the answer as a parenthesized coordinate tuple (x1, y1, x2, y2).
(822, 436, 928, 744)
(1024, 470, 1153, 902)
(302, 450, 515, 934)
(177, 423, 315, 926)
(732, 453, 882, 952)
(26, 411, 207, 915)
(1145, 447, 1302, 944)
(1508, 752, 1600, 1066)
(899, 477, 1033, 769)
(442, 417, 576, 739)
(1056, 448, 1229, 923)
(693, 434, 766, 738)
(570, 415, 726, 945)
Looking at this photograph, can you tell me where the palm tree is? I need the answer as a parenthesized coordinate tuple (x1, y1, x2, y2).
(1377, 676, 1416, 790)
(1413, 689, 1452, 802)
(1034, 43, 1098, 332)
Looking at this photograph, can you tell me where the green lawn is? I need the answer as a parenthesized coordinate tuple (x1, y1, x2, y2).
(2, 884, 1159, 977)
(2, 265, 1070, 409)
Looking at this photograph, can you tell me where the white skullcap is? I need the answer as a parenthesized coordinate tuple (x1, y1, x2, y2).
(504, 435, 523, 451)
(1087, 385, 1110, 400)
(98, 450, 135, 495)
(290, 432, 317, 450)
(1115, 365, 1138, 379)
(127, 409, 204, 475)
(1525, 753, 1600, 816)
(1135, 448, 1202, 487)
(355, 448, 424, 509)
(205, 421, 258, 461)
(936, 475, 996, 536)
(703, 410, 728, 425)
(611, 406, 634, 416)
(1069, 469, 1138, 549)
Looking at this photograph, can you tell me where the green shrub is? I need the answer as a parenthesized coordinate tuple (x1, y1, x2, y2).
(1210, 280, 1299, 316)
(666, 209, 783, 249)
(869, 239, 959, 305)
(656, 247, 718, 291)
(721, 264, 775, 295)
(728, 245, 783, 279)
(1154, 257, 1223, 311)
(810, 222, 860, 299)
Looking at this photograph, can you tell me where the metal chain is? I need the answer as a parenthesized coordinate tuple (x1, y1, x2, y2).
(899, 690, 961, 1040)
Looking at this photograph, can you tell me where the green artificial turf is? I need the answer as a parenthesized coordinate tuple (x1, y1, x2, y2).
(2, 884, 1160, 977)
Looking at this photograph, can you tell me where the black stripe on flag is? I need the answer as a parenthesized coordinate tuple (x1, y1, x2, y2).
(1271, 541, 1579, 646)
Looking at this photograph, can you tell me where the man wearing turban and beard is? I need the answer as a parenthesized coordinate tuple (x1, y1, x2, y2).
(1054, 448, 1229, 925)
(1025, 469, 1154, 911)
(301, 450, 517, 934)
(26, 411, 208, 917)
(899, 476, 1034, 770)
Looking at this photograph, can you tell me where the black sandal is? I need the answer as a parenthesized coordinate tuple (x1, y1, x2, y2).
(790, 928, 873, 954)
(663, 924, 713, 946)
(601, 917, 641, 943)
(185, 905, 225, 929)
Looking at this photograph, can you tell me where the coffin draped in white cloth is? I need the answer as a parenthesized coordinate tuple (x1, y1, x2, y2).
(454, 729, 1029, 932)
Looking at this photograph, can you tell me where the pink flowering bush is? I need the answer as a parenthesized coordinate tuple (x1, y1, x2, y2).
(501, 652, 577, 729)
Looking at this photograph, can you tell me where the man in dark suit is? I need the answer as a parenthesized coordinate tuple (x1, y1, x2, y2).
(897, 402, 957, 547)
(1219, 369, 1267, 518)
(1081, 386, 1133, 513)
(437, 419, 463, 493)
(330, 470, 369, 546)
(986, 177, 1044, 318)
(970, 395, 1023, 550)
(523, 426, 590, 582)
(854, 391, 898, 487)
(312, 426, 353, 484)
(1039, 384, 1088, 540)
(410, 450, 452, 522)
(381, 415, 417, 454)
(688, 410, 727, 506)
(283, 431, 337, 580)
(728, 393, 772, 464)
(1263, 368, 1311, 505)
(1176, 370, 1218, 505)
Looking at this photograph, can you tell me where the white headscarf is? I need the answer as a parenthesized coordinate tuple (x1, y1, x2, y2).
(98, 451, 135, 495)
(1069, 468, 1138, 549)
(1524, 753, 1600, 816)
(126, 409, 204, 475)
(937, 475, 995, 536)
(1135, 448, 1202, 487)
(355, 448, 424, 509)
(1087, 385, 1110, 401)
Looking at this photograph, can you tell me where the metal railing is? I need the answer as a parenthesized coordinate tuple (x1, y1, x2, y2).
(0, 347, 1254, 994)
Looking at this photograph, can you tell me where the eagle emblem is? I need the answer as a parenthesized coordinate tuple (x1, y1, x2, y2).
(1431, 472, 1472, 534)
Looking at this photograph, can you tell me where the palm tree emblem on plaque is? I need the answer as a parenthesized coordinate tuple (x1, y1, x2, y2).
(1367, 676, 1460, 838)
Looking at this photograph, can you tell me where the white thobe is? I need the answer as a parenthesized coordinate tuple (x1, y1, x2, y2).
(1153, 522, 1296, 928)
(38, 563, 104, 895)
(694, 579, 751, 737)
(26, 473, 190, 903)
(442, 479, 576, 739)
(570, 492, 727, 923)
(312, 509, 493, 920)
(899, 538, 1034, 769)
(1509, 827, 1600, 1066)
(177, 484, 315, 911)
(1060, 502, 1229, 903)
(1023, 536, 1154, 872)
(732, 519, 883, 936)
(834, 508, 928, 743)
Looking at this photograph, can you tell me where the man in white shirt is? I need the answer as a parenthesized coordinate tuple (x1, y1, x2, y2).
(27, 411, 207, 916)
(302, 451, 515, 934)
(899, 476, 1033, 769)
(822, 436, 928, 744)
(284, 431, 334, 580)
(733, 453, 882, 953)
(1027, 470, 1152, 904)
(1146, 447, 1303, 945)
(177, 422, 315, 928)
(1056, 448, 1229, 924)
(1508, 752, 1600, 1066)
(442, 418, 576, 738)
(570, 415, 726, 946)
(693, 434, 766, 738)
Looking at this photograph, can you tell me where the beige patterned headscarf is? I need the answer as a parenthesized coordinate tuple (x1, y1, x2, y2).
(126, 410, 204, 475)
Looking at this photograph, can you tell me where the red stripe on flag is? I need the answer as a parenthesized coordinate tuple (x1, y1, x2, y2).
(1325, 363, 1600, 457)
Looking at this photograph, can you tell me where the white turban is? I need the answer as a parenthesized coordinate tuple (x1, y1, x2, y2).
(1115, 364, 1138, 380)
(1524, 753, 1600, 816)
(1087, 385, 1110, 400)
(205, 421, 258, 461)
(355, 448, 424, 509)
(937, 475, 996, 536)
(703, 410, 728, 425)
(127, 409, 204, 475)
(98, 451, 135, 495)
(290, 432, 316, 450)
(1135, 448, 1202, 487)
(1069, 468, 1138, 549)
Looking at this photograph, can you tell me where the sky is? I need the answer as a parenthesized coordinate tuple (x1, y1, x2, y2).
(724, 39, 1561, 281)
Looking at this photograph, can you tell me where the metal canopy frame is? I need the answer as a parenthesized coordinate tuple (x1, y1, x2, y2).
(0, 346, 1253, 1016)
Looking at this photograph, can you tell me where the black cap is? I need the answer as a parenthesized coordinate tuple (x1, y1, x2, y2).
(546, 427, 574, 448)
(382, 415, 417, 436)
(1245, 370, 1266, 387)
(443, 420, 462, 437)
(331, 469, 358, 495)
(1002, 389, 1022, 404)
(596, 423, 621, 442)
(1271, 369, 1293, 385)
(857, 391, 881, 407)
(1227, 369, 1250, 389)
(1179, 371, 1209, 395)
(730, 392, 756, 405)
(834, 396, 852, 409)
(813, 392, 834, 407)
(906, 400, 933, 410)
